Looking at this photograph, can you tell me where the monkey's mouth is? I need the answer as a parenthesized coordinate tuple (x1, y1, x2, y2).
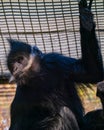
(9, 61, 25, 82)
(9, 70, 27, 85)
(14, 71, 24, 79)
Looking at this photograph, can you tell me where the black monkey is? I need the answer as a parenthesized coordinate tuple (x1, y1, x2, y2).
(7, 0, 103, 130)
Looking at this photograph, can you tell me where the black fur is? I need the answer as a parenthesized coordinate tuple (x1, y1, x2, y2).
(7, 0, 103, 130)
(84, 110, 104, 130)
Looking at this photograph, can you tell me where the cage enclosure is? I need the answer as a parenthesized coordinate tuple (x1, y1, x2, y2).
(0, 0, 104, 129)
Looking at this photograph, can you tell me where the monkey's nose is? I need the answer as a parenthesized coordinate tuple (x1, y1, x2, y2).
(13, 62, 19, 72)
(13, 62, 23, 75)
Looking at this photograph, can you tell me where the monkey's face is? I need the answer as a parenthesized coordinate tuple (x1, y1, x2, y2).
(7, 39, 41, 85)
(8, 53, 39, 85)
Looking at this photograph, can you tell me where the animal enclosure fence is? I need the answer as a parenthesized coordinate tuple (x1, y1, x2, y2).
(0, 0, 103, 129)
(0, 0, 104, 82)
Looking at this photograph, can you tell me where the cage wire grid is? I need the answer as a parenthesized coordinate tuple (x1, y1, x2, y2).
(0, 0, 104, 82)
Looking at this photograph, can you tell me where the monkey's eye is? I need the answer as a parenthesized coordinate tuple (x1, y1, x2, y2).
(17, 56, 24, 63)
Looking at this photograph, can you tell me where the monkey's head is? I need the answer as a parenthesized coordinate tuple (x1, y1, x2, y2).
(7, 39, 43, 85)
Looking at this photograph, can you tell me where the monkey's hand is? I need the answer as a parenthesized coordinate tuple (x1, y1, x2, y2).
(79, 8, 94, 31)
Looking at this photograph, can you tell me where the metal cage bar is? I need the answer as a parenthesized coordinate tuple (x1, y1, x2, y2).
(0, 0, 104, 82)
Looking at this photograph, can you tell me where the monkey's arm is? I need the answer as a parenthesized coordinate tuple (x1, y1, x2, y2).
(69, 0, 103, 83)
(43, 0, 103, 83)
(42, 0, 103, 83)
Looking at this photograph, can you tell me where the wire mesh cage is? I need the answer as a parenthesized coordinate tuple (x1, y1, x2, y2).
(0, 0, 104, 82)
(0, 1, 104, 129)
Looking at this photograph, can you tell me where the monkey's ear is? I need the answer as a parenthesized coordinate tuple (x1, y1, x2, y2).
(7, 39, 31, 53)
(7, 39, 16, 50)
(7, 39, 22, 50)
